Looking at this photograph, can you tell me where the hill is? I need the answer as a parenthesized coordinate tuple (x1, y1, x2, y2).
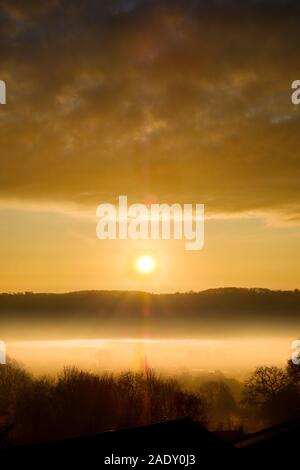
(0, 288, 299, 339)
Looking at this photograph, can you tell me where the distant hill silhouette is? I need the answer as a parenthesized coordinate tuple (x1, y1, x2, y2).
(0, 288, 299, 338)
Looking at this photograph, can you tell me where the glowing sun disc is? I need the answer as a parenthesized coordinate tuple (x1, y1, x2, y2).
(136, 255, 156, 274)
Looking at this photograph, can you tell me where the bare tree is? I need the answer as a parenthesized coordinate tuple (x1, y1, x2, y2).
(243, 366, 289, 405)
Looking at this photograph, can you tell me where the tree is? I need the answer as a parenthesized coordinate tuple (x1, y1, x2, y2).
(202, 381, 236, 413)
(287, 358, 300, 384)
(200, 381, 238, 429)
(243, 365, 300, 426)
(243, 366, 289, 406)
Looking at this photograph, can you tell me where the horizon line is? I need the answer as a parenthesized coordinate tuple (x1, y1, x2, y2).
(1, 286, 299, 296)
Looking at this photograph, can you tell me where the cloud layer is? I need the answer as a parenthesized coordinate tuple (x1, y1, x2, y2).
(0, 0, 300, 220)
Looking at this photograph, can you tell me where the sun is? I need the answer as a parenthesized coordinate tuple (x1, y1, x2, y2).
(135, 255, 156, 274)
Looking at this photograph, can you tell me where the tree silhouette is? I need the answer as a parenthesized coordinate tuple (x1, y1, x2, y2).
(0, 360, 208, 446)
(287, 359, 300, 384)
(243, 366, 289, 405)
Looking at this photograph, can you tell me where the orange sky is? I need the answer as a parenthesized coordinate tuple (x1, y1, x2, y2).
(0, 0, 299, 293)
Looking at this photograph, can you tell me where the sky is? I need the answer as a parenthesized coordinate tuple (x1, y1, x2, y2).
(0, 0, 299, 293)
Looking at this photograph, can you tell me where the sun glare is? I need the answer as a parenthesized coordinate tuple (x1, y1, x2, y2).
(136, 255, 156, 274)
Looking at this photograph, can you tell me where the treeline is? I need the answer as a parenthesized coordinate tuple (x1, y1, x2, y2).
(0, 359, 206, 446)
(1, 288, 300, 316)
(1, 358, 300, 447)
(1, 289, 300, 339)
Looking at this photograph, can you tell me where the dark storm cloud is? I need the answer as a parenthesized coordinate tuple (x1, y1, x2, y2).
(0, 0, 300, 220)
